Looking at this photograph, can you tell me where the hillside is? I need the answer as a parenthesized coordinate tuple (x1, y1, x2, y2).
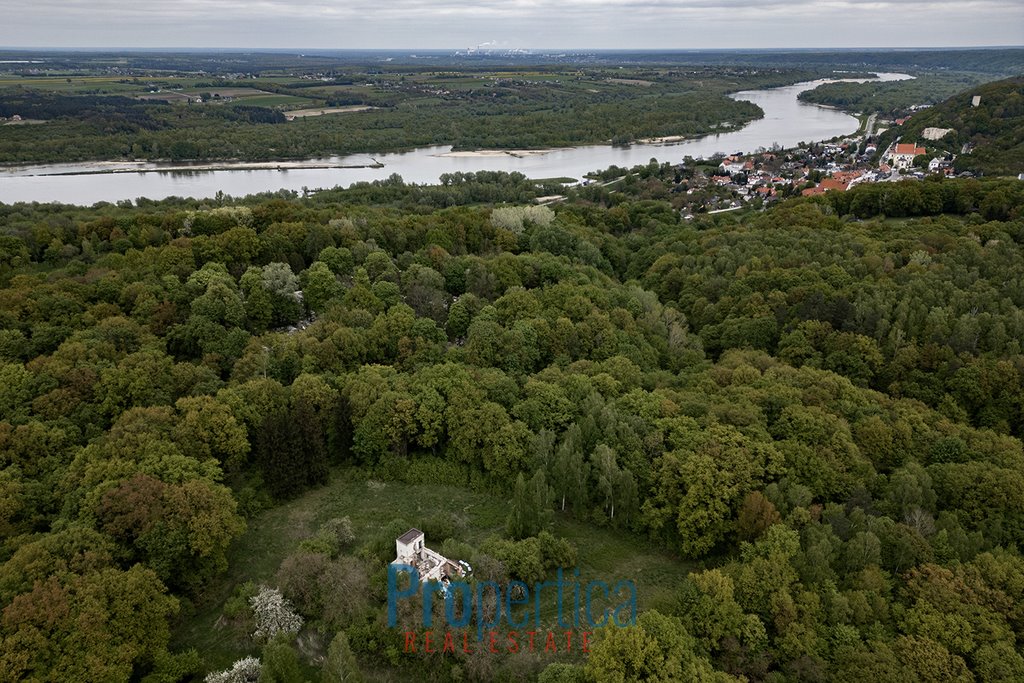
(798, 72, 991, 116)
(885, 76, 1024, 176)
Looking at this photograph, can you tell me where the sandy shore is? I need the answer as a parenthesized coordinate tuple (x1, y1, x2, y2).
(1, 158, 384, 177)
(435, 149, 560, 159)
(284, 106, 376, 119)
(635, 135, 691, 144)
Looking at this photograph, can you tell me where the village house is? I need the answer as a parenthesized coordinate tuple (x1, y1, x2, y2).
(929, 156, 955, 173)
(718, 159, 747, 175)
(391, 529, 464, 584)
(832, 170, 867, 186)
(801, 177, 850, 197)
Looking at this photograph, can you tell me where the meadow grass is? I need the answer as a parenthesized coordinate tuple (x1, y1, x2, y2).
(172, 467, 692, 676)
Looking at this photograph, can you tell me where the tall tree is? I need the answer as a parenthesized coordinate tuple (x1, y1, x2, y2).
(506, 470, 554, 540)
(322, 632, 365, 683)
(592, 444, 619, 519)
(506, 472, 534, 540)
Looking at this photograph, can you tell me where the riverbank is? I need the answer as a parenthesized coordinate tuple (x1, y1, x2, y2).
(0, 158, 385, 178)
(0, 73, 912, 205)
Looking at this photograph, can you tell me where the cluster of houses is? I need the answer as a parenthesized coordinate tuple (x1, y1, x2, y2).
(586, 94, 981, 216)
(674, 112, 968, 214)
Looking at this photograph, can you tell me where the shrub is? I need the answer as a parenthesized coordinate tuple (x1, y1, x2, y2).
(249, 586, 303, 641)
(203, 657, 261, 683)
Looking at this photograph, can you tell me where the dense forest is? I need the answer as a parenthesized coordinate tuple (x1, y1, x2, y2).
(0, 169, 1023, 681)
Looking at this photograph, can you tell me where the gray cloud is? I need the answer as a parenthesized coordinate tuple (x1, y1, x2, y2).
(0, 0, 1020, 48)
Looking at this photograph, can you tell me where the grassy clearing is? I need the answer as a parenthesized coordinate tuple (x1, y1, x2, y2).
(173, 468, 693, 675)
(553, 516, 689, 615)
(172, 470, 509, 669)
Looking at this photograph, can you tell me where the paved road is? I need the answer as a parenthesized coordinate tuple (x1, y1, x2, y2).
(864, 113, 878, 137)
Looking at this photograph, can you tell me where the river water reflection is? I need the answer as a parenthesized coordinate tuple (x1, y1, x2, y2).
(0, 73, 910, 205)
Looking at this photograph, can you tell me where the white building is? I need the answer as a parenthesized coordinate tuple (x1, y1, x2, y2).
(395, 528, 425, 560)
(392, 529, 464, 584)
(719, 161, 746, 175)
(884, 142, 927, 171)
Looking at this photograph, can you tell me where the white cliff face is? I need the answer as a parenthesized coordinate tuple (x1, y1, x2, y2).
(922, 127, 955, 141)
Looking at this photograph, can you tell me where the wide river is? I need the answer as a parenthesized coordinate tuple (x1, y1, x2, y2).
(0, 73, 909, 206)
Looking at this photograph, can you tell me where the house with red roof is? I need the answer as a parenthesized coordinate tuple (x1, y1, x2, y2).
(884, 142, 927, 171)
(801, 177, 849, 197)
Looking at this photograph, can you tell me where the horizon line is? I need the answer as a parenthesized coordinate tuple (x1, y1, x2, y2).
(1, 45, 1023, 52)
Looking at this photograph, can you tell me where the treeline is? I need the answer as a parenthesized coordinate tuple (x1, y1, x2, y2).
(5, 47, 1023, 74)
(663, 48, 1024, 74)
(0, 176, 1023, 680)
(0, 90, 166, 132)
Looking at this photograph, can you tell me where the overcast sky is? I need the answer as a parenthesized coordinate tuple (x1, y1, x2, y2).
(0, 0, 1021, 50)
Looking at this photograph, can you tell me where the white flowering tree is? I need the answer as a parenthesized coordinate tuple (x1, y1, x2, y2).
(490, 205, 555, 234)
(204, 656, 262, 683)
(249, 586, 303, 641)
